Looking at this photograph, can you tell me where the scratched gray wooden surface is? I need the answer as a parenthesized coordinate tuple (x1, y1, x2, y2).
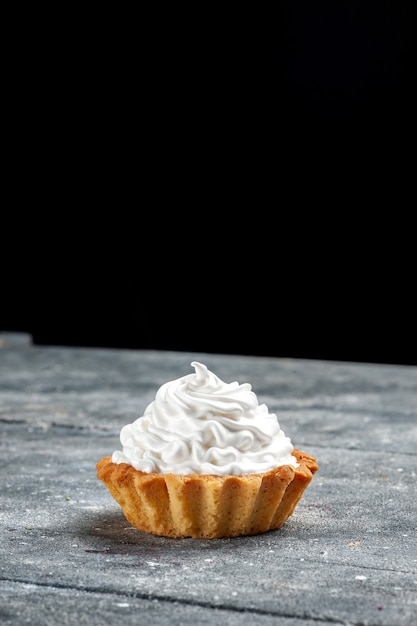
(1, 333, 416, 626)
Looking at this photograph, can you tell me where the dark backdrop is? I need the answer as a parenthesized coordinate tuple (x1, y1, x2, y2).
(2, 2, 414, 365)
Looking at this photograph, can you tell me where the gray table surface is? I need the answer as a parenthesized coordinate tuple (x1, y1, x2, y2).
(1, 333, 416, 626)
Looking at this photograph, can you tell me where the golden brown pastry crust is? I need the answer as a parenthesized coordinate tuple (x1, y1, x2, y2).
(96, 449, 318, 538)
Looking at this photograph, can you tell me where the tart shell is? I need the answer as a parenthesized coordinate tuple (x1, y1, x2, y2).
(96, 449, 318, 539)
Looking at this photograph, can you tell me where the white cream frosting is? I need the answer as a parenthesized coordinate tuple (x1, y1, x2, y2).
(112, 362, 297, 476)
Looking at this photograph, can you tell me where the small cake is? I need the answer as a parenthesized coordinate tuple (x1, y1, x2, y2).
(97, 362, 318, 538)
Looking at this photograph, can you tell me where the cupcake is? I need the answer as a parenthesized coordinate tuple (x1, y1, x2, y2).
(97, 362, 318, 538)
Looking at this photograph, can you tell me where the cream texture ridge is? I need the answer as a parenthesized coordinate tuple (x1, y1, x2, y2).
(112, 362, 297, 476)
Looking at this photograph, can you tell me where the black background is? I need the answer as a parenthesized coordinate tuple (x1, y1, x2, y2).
(2, 2, 414, 365)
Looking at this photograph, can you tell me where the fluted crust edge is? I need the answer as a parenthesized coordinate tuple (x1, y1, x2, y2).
(96, 449, 318, 538)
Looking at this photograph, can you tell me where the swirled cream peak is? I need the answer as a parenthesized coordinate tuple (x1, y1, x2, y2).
(112, 362, 297, 475)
